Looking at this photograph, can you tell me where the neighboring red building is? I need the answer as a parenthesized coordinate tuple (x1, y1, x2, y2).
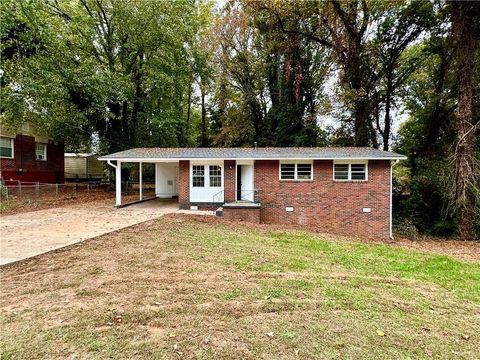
(0, 124, 64, 184)
(100, 147, 406, 240)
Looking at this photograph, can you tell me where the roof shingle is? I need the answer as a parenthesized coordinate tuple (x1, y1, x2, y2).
(99, 147, 406, 161)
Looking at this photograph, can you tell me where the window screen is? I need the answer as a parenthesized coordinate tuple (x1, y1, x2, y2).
(209, 165, 222, 187)
(280, 163, 295, 180)
(35, 143, 46, 160)
(296, 163, 312, 180)
(0, 137, 13, 158)
(350, 164, 366, 180)
(334, 164, 349, 180)
(192, 165, 205, 187)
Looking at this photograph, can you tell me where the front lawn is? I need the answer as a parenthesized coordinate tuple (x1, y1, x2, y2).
(1, 216, 479, 359)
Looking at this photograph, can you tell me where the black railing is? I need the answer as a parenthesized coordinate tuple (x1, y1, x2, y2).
(237, 189, 262, 203)
(212, 189, 225, 213)
(211, 189, 262, 213)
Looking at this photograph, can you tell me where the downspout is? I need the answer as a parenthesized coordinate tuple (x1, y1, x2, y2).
(390, 159, 400, 240)
(107, 160, 117, 170)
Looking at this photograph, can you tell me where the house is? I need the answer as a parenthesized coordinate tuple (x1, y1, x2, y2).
(0, 123, 64, 184)
(99, 147, 407, 239)
(65, 153, 104, 181)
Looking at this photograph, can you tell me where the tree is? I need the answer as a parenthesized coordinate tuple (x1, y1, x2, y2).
(372, 0, 434, 150)
(1, 0, 209, 152)
(449, 0, 480, 240)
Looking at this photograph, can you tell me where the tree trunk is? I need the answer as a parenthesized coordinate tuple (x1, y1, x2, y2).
(383, 74, 393, 151)
(450, 1, 480, 240)
(186, 84, 192, 128)
(200, 85, 208, 147)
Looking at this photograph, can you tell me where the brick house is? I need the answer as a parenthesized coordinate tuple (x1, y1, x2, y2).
(0, 123, 64, 184)
(100, 147, 406, 239)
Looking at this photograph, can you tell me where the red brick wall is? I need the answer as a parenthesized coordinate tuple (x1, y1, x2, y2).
(254, 160, 391, 239)
(223, 207, 260, 224)
(224, 160, 236, 202)
(0, 134, 64, 183)
(178, 160, 190, 208)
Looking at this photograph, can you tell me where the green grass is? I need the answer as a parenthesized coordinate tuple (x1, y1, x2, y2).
(1, 216, 479, 359)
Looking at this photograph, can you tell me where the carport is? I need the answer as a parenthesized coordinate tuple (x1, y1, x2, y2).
(103, 159, 179, 207)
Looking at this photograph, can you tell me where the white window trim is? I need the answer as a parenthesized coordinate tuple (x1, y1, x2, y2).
(279, 160, 313, 181)
(0, 137, 14, 159)
(209, 164, 222, 188)
(191, 165, 206, 188)
(333, 160, 368, 181)
(189, 161, 225, 189)
(35, 142, 47, 161)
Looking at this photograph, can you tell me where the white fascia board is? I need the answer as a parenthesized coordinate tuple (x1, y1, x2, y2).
(98, 156, 407, 162)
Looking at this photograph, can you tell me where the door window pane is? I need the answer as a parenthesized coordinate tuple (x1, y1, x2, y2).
(209, 165, 222, 187)
(192, 165, 205, 187)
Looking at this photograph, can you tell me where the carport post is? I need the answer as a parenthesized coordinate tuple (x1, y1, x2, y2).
(106, 160, 122, 207)
(116, 161, 122, 206)
(139, 162, 143, 201)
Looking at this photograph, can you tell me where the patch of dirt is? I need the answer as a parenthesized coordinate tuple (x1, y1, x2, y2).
(0, 187, 154, 216)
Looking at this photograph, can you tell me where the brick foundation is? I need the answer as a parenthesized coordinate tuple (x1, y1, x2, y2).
(223, 207, 261, 224)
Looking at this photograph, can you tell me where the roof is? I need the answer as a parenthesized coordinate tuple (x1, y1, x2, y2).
(98, 147, 406, 161)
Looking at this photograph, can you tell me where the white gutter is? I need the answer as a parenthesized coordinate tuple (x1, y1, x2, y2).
(106, 160, 117, 169)
(390, 159, 401, 240)
(98, 156, 408, 162)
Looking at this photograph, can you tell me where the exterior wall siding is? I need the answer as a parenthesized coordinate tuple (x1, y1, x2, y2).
(0, 134, 64, 183)
(254, 160, 391, 239)
(177, 158, 391, 239)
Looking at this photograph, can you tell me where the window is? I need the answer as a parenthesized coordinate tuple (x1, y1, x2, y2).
(192, 165, 205, 187)
(209, 165, 222, 187)
(280, 163, 295, 180)
(35, 143, 47, 161)
(296, 163, 312, 180)
(334, 162, 367, 181)
(0, 137, 14, 158)
(280, 162, 312, 180)
(333, 164, 349, 180)
(351, 164, 366, 180)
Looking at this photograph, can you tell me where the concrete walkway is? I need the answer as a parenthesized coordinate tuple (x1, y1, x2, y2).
(0, 199, 178, 265)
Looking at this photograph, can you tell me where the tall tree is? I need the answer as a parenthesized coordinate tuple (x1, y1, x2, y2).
(373, 0, 434, 150)
(450, 0, 480, 240)
(1, 0, 209, 152)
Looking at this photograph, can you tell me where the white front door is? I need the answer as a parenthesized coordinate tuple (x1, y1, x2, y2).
(239, 164, 254, 201)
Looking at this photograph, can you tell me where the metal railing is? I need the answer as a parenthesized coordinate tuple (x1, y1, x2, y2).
(237, 189, 262, 203)
(210, 189, 262, 213)
(212, 190, 225, 213)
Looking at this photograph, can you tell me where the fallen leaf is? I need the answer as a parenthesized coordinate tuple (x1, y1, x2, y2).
(265, 332, 274, 338)
(376, 329, 385, 337)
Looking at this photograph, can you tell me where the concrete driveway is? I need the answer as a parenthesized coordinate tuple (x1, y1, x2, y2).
(0, 199, 178, 265)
